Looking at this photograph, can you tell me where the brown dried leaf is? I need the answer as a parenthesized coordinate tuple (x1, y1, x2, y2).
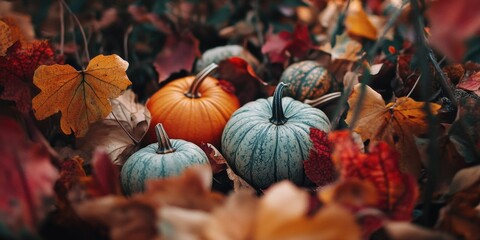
(254, 181, 361, 240)
(76, 90, 151, 166)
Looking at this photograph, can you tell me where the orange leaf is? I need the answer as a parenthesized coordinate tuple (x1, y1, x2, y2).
(345, 0, 377, 40)
(328, 130, 419, 221)
(346, 84, 441, 176)
(0, 20, 16, 56)
(32, 54, 132, 137)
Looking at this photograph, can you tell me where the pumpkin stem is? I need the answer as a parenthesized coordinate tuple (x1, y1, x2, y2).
(185, 63, 218, 98)
(270, 82, 288, 125)
(155, 123, 176, 154)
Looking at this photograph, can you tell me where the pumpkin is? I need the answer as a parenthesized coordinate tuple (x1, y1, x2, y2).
(146, 63, 240, 148)
(121, 123, 210, 194)
(195, 45, 259, 72)
(221, 82, 331, 189)
(279, 60, 332, 102)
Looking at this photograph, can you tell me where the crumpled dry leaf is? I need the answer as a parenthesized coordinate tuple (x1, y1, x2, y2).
(346, 84, 441, 176)
(76, 89, 151, 166)
(200, 143, 227, 174)
(203, 190, 258, 240)
(254, 181, 361, 240)
(145, 166, 225, 211)
(32, 54, 132, 137)
(319, 32, 362, 62)
(446, 165, 480, 196)
(0, 117, 58, 233)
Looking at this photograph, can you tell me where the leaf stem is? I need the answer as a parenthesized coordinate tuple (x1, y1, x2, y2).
(111, 111, 140, 145)
(427, 50, 457, 107)
(60, 0, 90, 62)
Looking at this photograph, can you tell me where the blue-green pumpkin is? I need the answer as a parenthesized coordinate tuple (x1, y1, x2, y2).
(121, 123, 210, 194)
(221, 82, 330, 189)
(280, 60, 332, 102)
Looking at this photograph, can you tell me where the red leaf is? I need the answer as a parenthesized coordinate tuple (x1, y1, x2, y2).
(0, 117, 58, 232)
(153, 33, 200, 83)
(217, 57, 267, 104)
(55, 157, 86, 208)
(328, 130, 419, 221)
(0, 40, 58, 113)
(427, 0, 480, 61)
(81, 150, 121, 197)
(457, 71, 480, 96)
(303, 128, 335, 187)
(217, 80, 236, 94)
(200, 142, 227, 174)
(261, 24, 313, 64)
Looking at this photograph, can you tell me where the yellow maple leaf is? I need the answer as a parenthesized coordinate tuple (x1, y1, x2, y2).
(346, 84, 441, 176)
(0, 20, 16, 56)
(32, 54, 132, 137)
(345, 0, 377, 40)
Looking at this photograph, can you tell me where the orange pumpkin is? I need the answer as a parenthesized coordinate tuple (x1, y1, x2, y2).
(146, 64, 240, 148)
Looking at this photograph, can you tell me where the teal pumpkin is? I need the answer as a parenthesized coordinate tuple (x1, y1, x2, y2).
(280, 60, 332, 102)
(221, 82, 330, 189)
(121, 123, 209, 194)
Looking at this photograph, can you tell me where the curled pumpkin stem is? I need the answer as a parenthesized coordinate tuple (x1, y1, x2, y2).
(270, 82, 288, 125)
(155, 123, 176, 154)
(185, 63, 218, 98)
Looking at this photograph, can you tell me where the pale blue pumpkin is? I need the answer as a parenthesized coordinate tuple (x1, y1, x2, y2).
(221, 82, 330, 189)
(121, 123, 209, 194)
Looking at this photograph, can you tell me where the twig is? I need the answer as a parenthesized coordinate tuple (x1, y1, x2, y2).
(60, 0, 90, 62)
(111, 111, 140, 145)
(427, 50, 457, 106)
(124, 25, 133, 61)
(410, 0, 440, 226)
(58, 0, 64, 56)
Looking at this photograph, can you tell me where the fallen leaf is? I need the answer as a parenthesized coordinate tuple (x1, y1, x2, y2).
(319, 179, 378, 209)
(261, 23, 313, 64)
(0, 117, 58, 233)
(200, 143, 227, 174)
(436, 174, 480, 240)
(73, 196, 158, 240)
(203, 190, 258, 240)
(76, 90, 151, 166)
(303, 128, 335, 187)
(254, 181, 361, 240)
(0, 40, 58, 113)
(55, 156, 86, 209)
(226, 165, 256, 192)
(145, 166, 225, 211)
(217, 57, 268, 105)
(319, 32, 362, 62)
(158, 206, 210, 240)
(384, 221, 455, 240)
(154, 33, 200, 83)
(346, 84, 441, 176)
(447, 165, 480, 196)
(32, 54, 132, 137)
(457, 71, 480, 96)
(427, 0, 480, 61)
(345, 0, 377, 40)
(0, 20, 15, 56)
(80, 150, 122, 198)
(328, 130, 419, 221)
(449, 97, 480, 163)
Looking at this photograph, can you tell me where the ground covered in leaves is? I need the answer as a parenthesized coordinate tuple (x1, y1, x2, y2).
(0, 0, 479, 240)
